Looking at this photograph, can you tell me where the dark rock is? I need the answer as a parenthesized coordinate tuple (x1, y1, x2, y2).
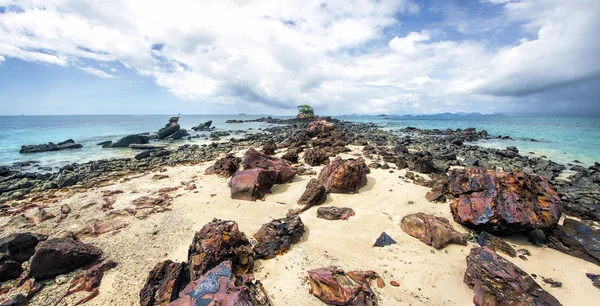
(110, 134, 149, 148)
(374, 232, 396, 247)
(400, 213, 466, 249)
(303, 148, 329, 166)
(546, 218, 600, 265)
(297, 179, 327, 207)
(97, 141, 112, 148)
(406, 152, 438, 174)
(205, 155, 241, 177)
(164, 129, 189, 140)
(28, 238, 102, 280)
(462, 157, 479, 167)
(191, 120, 212, 131)
(140, 260, 189, 306)
(477, 232, 516, 257)
(507, 146, 519, 153)
(262, 140, 277, 155)
(129, 144, 168, 150)
(20, 139, 83, 153)
(229, 168, 277, 201)
(0, 232, 43, 263)
(253, 215, 305, 259)
(0, 254, 23, 282)
(464, 247, 561, 306)
(307, 266, 381, 305)
(318, 157, 368, 193)
(187, 219, 254, 281)
(449, 168, 562, 234)
(281, 149, 299, 163)
(316, 207, 355, 220)
(586, 273, 600, 289)
(242, 148, 297, 184)
(0, 294, 28, 306)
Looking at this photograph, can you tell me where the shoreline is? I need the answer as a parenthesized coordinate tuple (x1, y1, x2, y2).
(1, 117, 599, 305)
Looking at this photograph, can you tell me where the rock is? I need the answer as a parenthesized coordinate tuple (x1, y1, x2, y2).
(110, 134, 149, 148)
(306, 119, 335, 137)
(400, 213, 466, 249)
(281, 149, 299, 163)
(191, 120, 212, 131)
(164, 129, 190, 140)
(140, 260, 189, 306)
(29, 238, 102, 280)
(0, 232, 43, 263)
(19, 139, 83, 153)
(477, 232, 516, 257)
(546, 218, 600, 265)
(317, 157, 368, 194)
(96, 140, 112, 148)
(0, 254, 23, 282)
(316, 207, 355, 220)
(303, 148, 329, 166)
(187, 219, 254, 281)
(169, 261, 270, 306)
(242, 148, 297, 184)
(406, 152, 437, 174)
(297, 179, 327, 207)
(253, 215, 305, 259)
(229, 169, 277, 201)
(464, 247, 561, 306)
(374, 232, 396, 247)
(586, 273, 600, 289)
(449, 168, 562, 234)
(507, 146, 519, 153)
(205, 155, 241, 177)
(65, 260, 118, 305)
(0, 294, 28, 306)
(262, 141, 277, 155)
(129, 144, 168, 150)
(307, 266, 380, 305)
(462, 157, 479, 167)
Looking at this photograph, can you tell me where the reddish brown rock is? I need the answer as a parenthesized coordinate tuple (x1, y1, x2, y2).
(316, 207, 355, 220)
(304, 148, 329, 166)
(29, 208, 55, 225)
(132, 194, 173, 219)
(204, 155, 241, 177)
(546, 218, 600, 265)
(307, 119, 335, 137)
(73, 218, 129, 238)
(400, 213, 466, 249)
(477, 232, 516, 257)
(187, 219, 254, 281)
(168, 261, 270, 306)
(242, 147, 297, 184)
(64, 260, 117, 305)
(229, 168, 277, 201)
(318, 157, 368, 194)
(140, 260, 189, 306)
(253, 215, 305, 259)
(297, 179, 327, 207)
(281, 149, 299, 163)
(29, 238, 102, 280)
(449, 168, 562, 234)
(152, 174, 169, 180)
(464, 247, 561, 306)
(307, 266, 379, 305)
(262, 141, 277, 155)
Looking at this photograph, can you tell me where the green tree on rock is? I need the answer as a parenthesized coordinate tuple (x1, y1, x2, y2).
(297, 104, 315, 118)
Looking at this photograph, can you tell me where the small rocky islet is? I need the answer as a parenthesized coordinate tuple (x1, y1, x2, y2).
(1, 116, 600, 305)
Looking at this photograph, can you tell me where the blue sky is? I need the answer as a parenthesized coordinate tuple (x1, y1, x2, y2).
(0, 0, 599, 116)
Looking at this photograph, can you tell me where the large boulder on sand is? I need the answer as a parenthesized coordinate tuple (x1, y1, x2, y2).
(297, 179, 327, 207)
(400, 213, 466, 249)
(449, 168, 562, 234)
(29, 238, 102, 280)
(229, 168, 277, 201)
(139, 260, 189, 306)
(307, 266, 383, 305)
(546, 218, 600, 265)
(253, 215, 305, 259)
(205, 155, 241, 177)
(0, 232, 43, 263)
(242, 148, 297, 184)
(303, 148, 329, 166)
(317, 157, 368, 193)
(464, 247, 561, 306)
(187, 219, 254, 281)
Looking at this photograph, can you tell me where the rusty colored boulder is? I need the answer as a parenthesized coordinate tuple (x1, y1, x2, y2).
(546, 218, 600, 265)
(29, 238, 102, 280)
(242, 148, 297, 184)
(307, 119, 335, 137)
(253, 215, 305, 259)
(187, 219, 254, 281)
(304, 148, 329, 166)
(307, 266, 380, 305)
(449, 168, 562, 234)
(318, 157, 368, 194)
(204, 155, 241, 177)
(400, 213, 466, 249)
(477, 232, 516, 257)
(317, 207, 355, 220)
(229, 168, 277, 201)
(168, 261, 270, 306)
(464, 247, 561, 306)
(298, 179, 327, 207)
(140, 260, 189, 306)
(65, 260, 117, 305)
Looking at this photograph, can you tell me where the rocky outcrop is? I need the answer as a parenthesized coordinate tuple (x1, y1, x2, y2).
(187, 219, 254, 281)
(555, 166, 600, 221)
(464, 247, 561, 306)
(546, 218, 600, 265)
(306, 119, 335, 137)
(29, 238, 102, 280)
(303, 148, 329, 166)
(110, 134, 149, 148)
(129, 144, 168, 150)
(400, 213, 466, 249)
(307, 266, 383, 305)
(140, 260, 189, 306)
(297, 179, 327, 207)
(19, 139, 82, 153)
(191, 120, 212, 131)
(449, 168, 562, 234)
(316, 207, 355, 220)
(281, 148, 299, 163)
(318, 157, 368, 193)
(242, 148, 297, 184)
(158, 117, 189, 140)
(169, 261, 270, 306)
(253, 215, 305, 259)
(262, 141, 277, 155)
(229, 169, 277, 201)
(205, 155, 241, 177)
(406, 152, 438, 174)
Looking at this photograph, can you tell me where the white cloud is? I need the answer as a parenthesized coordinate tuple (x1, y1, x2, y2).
(0, 55, 4, 63)
(0, 0, 598, 114)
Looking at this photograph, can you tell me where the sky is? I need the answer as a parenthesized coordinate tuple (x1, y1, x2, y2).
(0, 0, 599, 116)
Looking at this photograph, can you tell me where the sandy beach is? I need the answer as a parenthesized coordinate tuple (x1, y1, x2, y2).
(2, 145, 599, 306)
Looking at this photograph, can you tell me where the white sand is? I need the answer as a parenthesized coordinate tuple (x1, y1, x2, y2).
(1, 146, 599, 306)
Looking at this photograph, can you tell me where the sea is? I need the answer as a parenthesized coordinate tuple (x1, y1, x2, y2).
(0, 115, 598, 171)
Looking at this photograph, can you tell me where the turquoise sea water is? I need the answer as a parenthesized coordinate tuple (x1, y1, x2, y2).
(0, 115, 598, 169)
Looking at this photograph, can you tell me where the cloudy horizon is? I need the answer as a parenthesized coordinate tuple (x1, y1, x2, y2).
(1, 0, 599, 116)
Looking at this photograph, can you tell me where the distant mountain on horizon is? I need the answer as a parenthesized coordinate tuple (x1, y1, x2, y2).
(340, 112, 507, 117)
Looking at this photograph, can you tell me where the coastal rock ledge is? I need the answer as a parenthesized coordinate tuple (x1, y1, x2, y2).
(19, 139, 82, 153)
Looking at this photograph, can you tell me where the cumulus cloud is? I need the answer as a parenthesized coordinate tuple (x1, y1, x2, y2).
(0, 0, 598, 114)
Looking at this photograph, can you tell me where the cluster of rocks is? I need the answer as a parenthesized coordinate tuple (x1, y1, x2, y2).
(19, 139, 82, 153)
